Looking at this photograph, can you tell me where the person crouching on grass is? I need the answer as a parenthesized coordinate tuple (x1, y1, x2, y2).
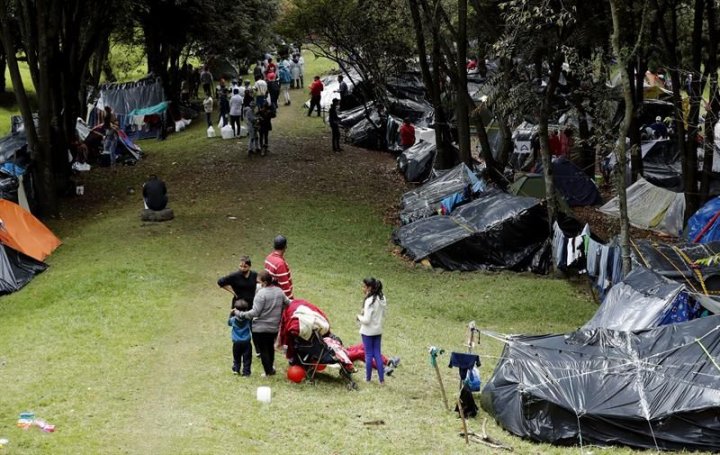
(229, 299, 252, 376)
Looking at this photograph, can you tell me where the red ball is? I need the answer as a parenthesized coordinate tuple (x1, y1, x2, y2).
(287, 365, 306, 383)
(315, 364, 326, 372)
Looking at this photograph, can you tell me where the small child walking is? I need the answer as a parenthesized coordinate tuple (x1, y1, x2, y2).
(228, 299, 252, 376)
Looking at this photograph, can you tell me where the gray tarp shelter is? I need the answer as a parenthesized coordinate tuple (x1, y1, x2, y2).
(481, 315, 720, 451)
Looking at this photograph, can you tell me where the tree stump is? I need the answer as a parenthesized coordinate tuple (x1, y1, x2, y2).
(141, 208, 174, 222)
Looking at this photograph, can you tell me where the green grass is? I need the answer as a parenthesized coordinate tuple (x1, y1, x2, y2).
(0, 53, 684, 455)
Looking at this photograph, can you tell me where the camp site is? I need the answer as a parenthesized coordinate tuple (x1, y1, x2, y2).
(2, 1, 720, 454)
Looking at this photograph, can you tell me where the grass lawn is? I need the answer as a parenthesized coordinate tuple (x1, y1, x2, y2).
(0, 55, 663, 455)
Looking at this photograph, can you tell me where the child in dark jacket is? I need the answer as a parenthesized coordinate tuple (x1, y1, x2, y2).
(228, 299, 252, 375)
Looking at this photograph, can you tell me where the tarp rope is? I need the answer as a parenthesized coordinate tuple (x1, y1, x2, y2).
(696, 338, 720, 374)
(672, 245, 710, 296)
(640, 241, 700, 294)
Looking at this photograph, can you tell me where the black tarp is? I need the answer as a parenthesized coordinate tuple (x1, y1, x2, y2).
(0, 243, 47, 294)
(631, 239, 720, 290)
(641, 140, 683, 191)
(396, 141, 436, 183)
(393, 190, 550, 272)
(552, 157, 602, 206)
(481, 315, 720, 451)
(399, 163, 481, 224)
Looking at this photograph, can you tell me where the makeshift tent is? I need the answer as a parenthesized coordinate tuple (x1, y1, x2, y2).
(0, 199, 61, 262)
(396, 141, 437, 183)
(0, 243, 47, 294)
(393, 190, 550, 272)
(583, 266, 697, 331)
(509, 174, 571, 214)
(399, 163, 485, 224)
(481, 315, 720, 451)
(599, 177, 684, 236)
(90, 76, 167, 141)
(551, 158, 602, 206)
(631, 239, 720, 312)
(686, 195, 720, 243)
(639, 140, 683, 191)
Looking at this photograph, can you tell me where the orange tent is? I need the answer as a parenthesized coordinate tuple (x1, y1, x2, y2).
(0, 199, 61, 261)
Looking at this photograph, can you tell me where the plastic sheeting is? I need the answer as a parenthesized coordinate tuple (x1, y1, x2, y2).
(686, 195, 720, 243)
(399, 163, 484, 224)
(396, 141, 436, 183)
(0, 243, 47, 294)
(481, 315, 720, 451)
(393, 190, 550, 272)
(96, 77, 165, 116)
(640, 139, 683, 191)
(583, 266, 685, 331)
(599, 177, 685, 236)
(0, 132, 28, 166)
(551, 158, 602, 206)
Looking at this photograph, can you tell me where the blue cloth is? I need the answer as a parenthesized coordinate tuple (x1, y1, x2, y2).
(586, 239, 601, 276)
(228, 315, 251, 342)
(1, 162, 25, 176)
(660, 292, 705, 325)
(449, 352, 481, 381)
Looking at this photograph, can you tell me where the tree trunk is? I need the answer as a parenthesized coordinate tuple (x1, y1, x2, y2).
(455, 0, 471, 165)
(609, 0, 635, 276)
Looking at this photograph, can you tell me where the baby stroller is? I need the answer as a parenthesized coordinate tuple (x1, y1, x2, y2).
(279, 299, 358, 390)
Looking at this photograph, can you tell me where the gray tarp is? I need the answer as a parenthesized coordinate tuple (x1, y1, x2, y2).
(599, 177, 684, 236)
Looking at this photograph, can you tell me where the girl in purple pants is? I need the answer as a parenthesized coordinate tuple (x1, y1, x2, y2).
(357, 277, 388, 384)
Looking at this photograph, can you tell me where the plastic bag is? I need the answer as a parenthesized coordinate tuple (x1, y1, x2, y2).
(220, 124, 234, 139)
(464, 366, 481, 392)
(207, 126, 216, 138)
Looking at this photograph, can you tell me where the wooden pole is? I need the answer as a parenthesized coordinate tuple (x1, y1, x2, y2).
(429, 347, 450, 412)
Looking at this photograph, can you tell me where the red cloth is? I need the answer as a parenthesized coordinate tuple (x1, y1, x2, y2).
(265, 62, 277, 75)
(309, 79, 324, 97)
(346, 343, 388, 369)
(279, 299, 329, 360)
(266, 71, 276, 82)
(264, 251, 293, 299)
(399, 123, 416, 147)
(549, 134, 562, 156)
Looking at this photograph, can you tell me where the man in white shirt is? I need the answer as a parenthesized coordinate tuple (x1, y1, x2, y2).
(229, 88, 244, 137)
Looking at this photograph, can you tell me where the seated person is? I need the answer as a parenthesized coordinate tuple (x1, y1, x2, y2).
(649, 116, 668, 139)
(142, 174, 168, 210)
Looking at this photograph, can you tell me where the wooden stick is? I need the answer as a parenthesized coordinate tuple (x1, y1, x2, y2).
(457, 395, 469, 445)
(432, 360, 450, 412)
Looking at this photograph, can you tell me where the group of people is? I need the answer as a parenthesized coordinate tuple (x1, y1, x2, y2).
(219, 235, 397, 384)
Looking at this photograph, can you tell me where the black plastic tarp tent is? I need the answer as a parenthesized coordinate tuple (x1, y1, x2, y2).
(481, 315, 720, 451)
(551, 157, 602, 206)
(0, 243, 47, 294)
(393, 190, 550, 272)
(399, 163, 483, 224)
(396, 141, 436, 182)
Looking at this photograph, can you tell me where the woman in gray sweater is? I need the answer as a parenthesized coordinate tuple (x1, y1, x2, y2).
(235, 270, 290, 376)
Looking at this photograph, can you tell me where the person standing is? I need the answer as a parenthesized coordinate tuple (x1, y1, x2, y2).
(264, 235, 294, 299)
(235, 270, 290, 377)
(265, 57, 278, 78)
(307, 76, 324, 117)
(266, 71, 280, 111)
(253, 75, 268, 109)
(142, 174, 168, 211)
(356, 277, 387, 384)
(398, 118, 416, 150)
(229, 88, 243, 137)
(257, 104, 274, 155)
(203, 94, 213, 127)
(291, 53, 302, 89)
(244, 102, 259, 156)
(336, 75, 348, 109)
(329, 98, 341, 152)
(279, 63, 292, 105)
(200, 65, 213, 98)
(218, 88, 230, 127)
(217, 256, 258, 309)
(296, 53, 305, 88)
(228, 299, 252, 376)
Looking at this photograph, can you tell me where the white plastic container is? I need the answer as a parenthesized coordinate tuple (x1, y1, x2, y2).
(207, 126, 216, 138)
(256, 386, 271, 403)
(220, 124, 234, 139)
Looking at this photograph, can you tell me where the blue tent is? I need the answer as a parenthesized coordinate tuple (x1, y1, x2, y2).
(686, 196, 720, 243)
(552, 157, 602, 206)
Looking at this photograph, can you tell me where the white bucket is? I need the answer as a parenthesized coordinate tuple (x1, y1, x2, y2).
(256, 386, 271, 403)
